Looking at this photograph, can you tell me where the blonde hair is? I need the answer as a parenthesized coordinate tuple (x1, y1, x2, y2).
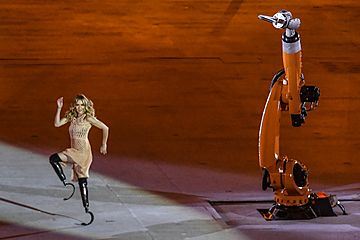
(65, 94, 95, 121)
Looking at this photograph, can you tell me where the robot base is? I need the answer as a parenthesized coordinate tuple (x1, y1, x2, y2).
(258, 193, 344, 221)
(259, 203, 317, 220)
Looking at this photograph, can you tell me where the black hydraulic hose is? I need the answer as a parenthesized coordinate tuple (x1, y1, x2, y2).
(269, 69, 285, 91)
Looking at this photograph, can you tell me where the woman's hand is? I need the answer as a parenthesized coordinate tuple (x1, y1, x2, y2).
(57, 97, 64, 109)
(100, 144, 107, 155)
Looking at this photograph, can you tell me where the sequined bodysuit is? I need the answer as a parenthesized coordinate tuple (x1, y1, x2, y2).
(61, 117, 92, 181)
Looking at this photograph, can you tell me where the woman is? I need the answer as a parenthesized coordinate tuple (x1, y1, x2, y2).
(49, 94, 109, 224)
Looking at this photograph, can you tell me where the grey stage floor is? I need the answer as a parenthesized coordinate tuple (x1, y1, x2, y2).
(0, 143, 359, 240)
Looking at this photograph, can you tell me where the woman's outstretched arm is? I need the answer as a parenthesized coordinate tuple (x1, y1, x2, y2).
(87, 116, 109, 155)
(54, 97, 68, 127)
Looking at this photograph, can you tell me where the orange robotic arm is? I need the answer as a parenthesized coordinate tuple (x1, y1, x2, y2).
(257, 10, 347, 221)
(258, 10, 320, 214)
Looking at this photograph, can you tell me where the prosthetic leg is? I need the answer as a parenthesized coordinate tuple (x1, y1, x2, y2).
(78, 178, 94, 225)
(49, 153, 75, 201)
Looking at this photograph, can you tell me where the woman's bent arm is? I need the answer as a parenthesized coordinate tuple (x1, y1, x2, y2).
(87, 116, 109, 154)
(54, 97, 68, 127)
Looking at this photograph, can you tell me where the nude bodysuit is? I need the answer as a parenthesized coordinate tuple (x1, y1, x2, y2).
(61, 117, 92, 181)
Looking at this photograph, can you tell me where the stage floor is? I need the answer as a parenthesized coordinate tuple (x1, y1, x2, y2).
(0, 143, 359, 239)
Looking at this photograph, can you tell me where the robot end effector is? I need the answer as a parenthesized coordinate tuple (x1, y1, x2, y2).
(258, 10, 301, 30)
